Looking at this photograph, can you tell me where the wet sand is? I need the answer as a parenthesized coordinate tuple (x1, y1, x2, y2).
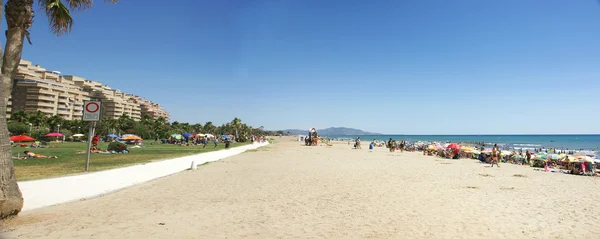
(1, 137, 599, 238)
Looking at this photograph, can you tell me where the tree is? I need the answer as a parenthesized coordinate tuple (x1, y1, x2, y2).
(46, 115, 63, 132)
(27, 110, 47, 127)
(203, 121, 215, 134)
(231, 117, 241, 139)
(0, 0, 119, 218)
(8, 110, 27, 123)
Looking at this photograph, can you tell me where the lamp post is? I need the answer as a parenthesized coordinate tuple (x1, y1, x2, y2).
(57, 124, 60, 134)
(78, 126, 81, 133)
(28, 123, 32, 134)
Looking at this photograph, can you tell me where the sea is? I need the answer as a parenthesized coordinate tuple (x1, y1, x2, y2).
(323, 134, 600, 156)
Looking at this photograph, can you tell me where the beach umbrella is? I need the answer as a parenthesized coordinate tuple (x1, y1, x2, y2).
(107, 134, 118, 138)
(73, 134, 84, 137)
(576, 156, 594, 163)
(182, 133, 193, 139)
(547, 154, 560, 160)
(10, 135, 35, 142)
(512, 154, 523, 159)
(472, 150, 481, 154)
(564, 157, 579, 163)
(500, 150, 512, 156)
(46, 132, 64, 137)
(121, 135, 142, 140)
(447, 143, 461, 149)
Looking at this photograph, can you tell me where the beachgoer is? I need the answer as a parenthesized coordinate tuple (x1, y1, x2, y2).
(491, 144, 499, 167)
(387, 138, 393, 152)
(355, 137, 361, 149)
(214, 138, 219, 148)
(23, 150, 57, 159)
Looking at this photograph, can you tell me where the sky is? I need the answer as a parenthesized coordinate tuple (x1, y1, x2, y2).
(11, 0, 600, 134)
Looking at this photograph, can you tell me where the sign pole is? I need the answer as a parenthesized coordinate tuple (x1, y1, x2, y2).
(82, 100, 101, 172)
(85, 122, 94, 171)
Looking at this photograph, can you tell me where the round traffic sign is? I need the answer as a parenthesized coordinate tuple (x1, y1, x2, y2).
(85, 102, 100, 113)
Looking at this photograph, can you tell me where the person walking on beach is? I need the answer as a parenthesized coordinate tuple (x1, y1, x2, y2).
(355, 137, 361, 149)
(491, 144, 500, 167)
(399, 141, 405, 153)
(387, 138, 393, 152)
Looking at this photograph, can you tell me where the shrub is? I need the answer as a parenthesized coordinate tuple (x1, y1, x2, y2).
(108, 142, 127, 152)
(8, 123, 29, 135)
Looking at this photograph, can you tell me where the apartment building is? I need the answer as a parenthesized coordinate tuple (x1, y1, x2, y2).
(9, 60, 167, 122)
(10, 61, 90, 120)
(79, 80, 142, 121)
(135, 97, 170, 121)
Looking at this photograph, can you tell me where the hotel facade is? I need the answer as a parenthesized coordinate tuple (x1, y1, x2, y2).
(8, 60, 169, 121)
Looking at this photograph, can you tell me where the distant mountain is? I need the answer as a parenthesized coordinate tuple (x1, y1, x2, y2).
(282, 127, 381, 136)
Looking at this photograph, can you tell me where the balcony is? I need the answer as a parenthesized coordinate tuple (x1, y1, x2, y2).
(25, 101, 55, 107)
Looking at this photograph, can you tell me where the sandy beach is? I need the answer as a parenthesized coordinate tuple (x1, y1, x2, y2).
(1, 137, 599, 239)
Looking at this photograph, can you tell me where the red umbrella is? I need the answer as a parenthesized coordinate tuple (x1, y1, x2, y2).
(10, 135, 35, 142)
(447, 143, 461, 149)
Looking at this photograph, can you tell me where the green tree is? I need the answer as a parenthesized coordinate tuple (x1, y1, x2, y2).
(203, 121, 216, 134)
(0, 0, 119, 218)
(117, 114, 135, 134)
(231, 117, 241, 139)
(8, 110, 27, 123)
(46, 115, 63, 132)
(27, 110, 47, 127)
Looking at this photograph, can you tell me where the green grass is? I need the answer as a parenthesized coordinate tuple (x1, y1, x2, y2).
(12, 141, 250, 181)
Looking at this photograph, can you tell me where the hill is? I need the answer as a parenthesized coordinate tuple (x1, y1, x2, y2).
(282, 127, 380, 136)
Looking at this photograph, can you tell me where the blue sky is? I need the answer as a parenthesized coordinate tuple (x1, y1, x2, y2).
(13, 0, 600, 134)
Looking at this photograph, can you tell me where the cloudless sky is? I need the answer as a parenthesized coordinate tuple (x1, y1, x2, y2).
(11, 0, 600, 134)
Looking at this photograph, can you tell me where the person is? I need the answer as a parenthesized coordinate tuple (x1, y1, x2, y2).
(525, 150, 531, 166)
(225, 137, 231, 149)
(355, 137, 361, 149)
(92, 135, 100, 149)
(453, 147, 460, 159)
(491, 144, 500, 167)
(387, 138, 393, 152)
(23, 150, 57, 159)
(399, 141, 405, 153)
(214, 138, 219, 148)
(369, 141, 374, 151)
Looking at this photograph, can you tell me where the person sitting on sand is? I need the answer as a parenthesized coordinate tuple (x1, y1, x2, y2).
(24, 150, 57, 159)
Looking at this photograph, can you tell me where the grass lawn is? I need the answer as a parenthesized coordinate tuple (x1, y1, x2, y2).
(12, 141, 251, 181)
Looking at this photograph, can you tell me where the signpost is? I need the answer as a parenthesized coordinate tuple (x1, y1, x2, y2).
(83, 101, 102, 171)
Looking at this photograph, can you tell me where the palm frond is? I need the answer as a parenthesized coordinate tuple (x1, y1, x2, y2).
(64, 0, 93, 10)
(40, 0, 74, 35)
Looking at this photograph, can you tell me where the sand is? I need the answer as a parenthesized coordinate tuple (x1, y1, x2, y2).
(1, 137, 599, 239)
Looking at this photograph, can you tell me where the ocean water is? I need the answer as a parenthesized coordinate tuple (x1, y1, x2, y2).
(324, 134, 600, 152)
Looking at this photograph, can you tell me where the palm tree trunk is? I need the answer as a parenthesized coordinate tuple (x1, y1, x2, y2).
(0, 0, 34, 218)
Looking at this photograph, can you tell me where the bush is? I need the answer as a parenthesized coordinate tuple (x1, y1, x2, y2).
(30, 127, 50, 141)
(108, 142, 127, 152)
(8, 123, 29, 135)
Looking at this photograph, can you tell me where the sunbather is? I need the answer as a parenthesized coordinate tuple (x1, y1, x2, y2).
(24, 150, 57, 158)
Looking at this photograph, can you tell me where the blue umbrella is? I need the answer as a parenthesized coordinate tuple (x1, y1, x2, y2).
(107, 134, 117, 138)
(182, 133, 193, 139)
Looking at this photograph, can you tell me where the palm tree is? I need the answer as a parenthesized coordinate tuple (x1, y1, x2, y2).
(231, 117, 242, 140)
(9, 110, 27, 123)
(27, 110, 47, 128)
(203, 121, 215, 134)
(0, 0, 118, 218)
(46, 115, 63, 132)
(140, 114, 153, 127)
